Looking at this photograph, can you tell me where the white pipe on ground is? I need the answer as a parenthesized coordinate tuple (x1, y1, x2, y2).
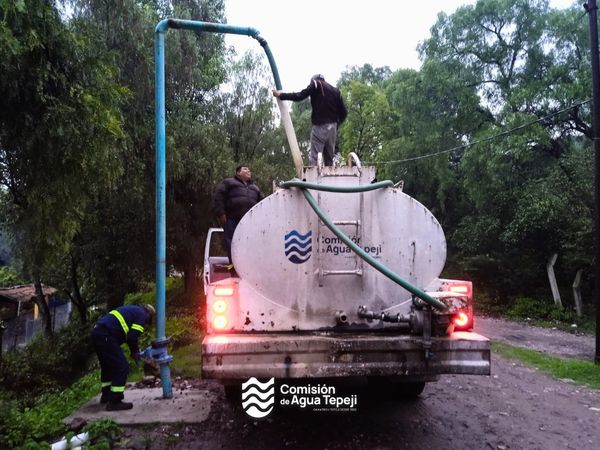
(51, 432, 89, 450)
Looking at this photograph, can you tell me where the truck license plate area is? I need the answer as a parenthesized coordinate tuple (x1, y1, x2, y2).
(202, 332, 490, 379)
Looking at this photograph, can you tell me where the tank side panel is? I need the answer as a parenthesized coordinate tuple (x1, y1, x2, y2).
(232, 168, 446, 331)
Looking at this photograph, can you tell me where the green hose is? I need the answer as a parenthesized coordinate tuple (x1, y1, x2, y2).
(281, 179, 394, 192)
(282, 178, 447, 311)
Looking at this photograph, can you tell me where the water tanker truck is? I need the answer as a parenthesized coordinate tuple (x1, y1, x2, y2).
(150, 19, 490, 402)
(202, 160, 491, 397)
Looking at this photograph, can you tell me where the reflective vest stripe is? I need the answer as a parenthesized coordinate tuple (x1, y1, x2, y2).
(131, 324, 144, 333)
(110, 385, 126, 393)
(101, 381, 111, 388)
(109, 310, 129, 335)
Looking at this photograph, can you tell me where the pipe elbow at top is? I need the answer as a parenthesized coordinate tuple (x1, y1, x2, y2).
(155, 19, 170, 34)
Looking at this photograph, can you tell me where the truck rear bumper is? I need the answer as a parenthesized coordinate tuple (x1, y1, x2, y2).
(202, 332, 490, 379)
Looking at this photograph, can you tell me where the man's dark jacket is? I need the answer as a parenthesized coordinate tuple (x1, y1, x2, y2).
(213, 176, 262, 221)
(279, 79, 347, 125)
(95, 305, 151, 356)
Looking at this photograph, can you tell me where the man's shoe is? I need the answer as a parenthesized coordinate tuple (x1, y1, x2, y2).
(99, 386, 111, 404)
(106, 401, 133, 411)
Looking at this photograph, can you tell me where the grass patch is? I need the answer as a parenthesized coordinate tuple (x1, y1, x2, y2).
(502, 296, 596, 335)
(1, 371, 100, 448)
(492, 341, 600, 389)
(1, 276, 201, 448)
(170, 337, 202, 378)
(524, 317, 596, 335)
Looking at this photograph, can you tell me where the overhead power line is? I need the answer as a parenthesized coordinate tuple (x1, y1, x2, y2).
(369, 99, 591, 166)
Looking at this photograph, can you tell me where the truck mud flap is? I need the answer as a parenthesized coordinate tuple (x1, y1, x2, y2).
(202, 332, 490, 379)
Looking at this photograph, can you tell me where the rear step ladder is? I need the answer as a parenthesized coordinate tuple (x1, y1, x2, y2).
(316, 173, 365, 286)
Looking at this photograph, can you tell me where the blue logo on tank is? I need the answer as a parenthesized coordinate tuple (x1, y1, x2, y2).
(284, 230, 312, 264)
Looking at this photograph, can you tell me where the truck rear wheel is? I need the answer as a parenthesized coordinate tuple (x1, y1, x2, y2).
(392, 381, 426, 399)
(223, 383, 241, 403)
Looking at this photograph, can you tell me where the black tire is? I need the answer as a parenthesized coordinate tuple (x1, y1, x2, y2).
(393, 381, 426, 399)
(223, 384, 241, 403)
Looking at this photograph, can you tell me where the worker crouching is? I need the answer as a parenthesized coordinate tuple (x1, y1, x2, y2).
(91, 304, 155, 411)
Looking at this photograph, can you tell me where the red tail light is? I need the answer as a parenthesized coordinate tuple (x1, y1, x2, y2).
(440, 279, 473, 331)
(453, 312, 469, 328)
(213, 315, 228, 330)
(449, 285, 469, 294)
(445, 281, 472, 302)
(209, 284, 236, 332)
(214, 286, 234, 296)
(212, 299, 227, 314)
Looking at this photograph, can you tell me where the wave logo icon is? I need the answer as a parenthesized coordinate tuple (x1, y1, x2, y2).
(242, 377, 275, 418)
(284, 230, 312, 264)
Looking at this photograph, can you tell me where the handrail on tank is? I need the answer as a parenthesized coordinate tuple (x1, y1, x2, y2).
(347, 152, 362, 173)
(281, 179, 448, 311)
(154, 18, 292, 399)
(281, 179, 393, 193)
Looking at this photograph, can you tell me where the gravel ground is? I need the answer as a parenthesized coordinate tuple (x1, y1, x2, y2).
(109, 316, 600, 450)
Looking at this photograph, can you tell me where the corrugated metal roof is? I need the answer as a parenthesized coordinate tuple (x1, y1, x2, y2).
(0, 284, 58, 303)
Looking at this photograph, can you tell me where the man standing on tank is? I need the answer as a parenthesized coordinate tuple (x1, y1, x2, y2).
(273, 74, 347, 166)
(213, 165, 262, 271)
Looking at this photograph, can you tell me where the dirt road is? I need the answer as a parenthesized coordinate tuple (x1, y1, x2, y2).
(118, 317, 600, 450)
(475, 315, 596, 360)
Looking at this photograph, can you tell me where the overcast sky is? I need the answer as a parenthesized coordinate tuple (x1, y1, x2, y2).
(224, 0, 577, 90)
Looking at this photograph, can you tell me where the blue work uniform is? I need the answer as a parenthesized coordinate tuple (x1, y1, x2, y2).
(91, 305, 151, 397)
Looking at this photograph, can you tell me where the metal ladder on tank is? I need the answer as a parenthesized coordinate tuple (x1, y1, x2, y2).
(315, 161, 365, 287)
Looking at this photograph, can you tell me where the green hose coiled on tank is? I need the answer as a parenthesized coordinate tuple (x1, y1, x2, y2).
(281, 178, 447, 311)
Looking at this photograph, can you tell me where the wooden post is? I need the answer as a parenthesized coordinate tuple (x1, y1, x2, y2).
(547, 253, 562, 308)
(573, 269, 584, 317)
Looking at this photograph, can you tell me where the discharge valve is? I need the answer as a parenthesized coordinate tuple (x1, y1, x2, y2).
(357, 304, 428, 335)
(139, 338, 173, 366)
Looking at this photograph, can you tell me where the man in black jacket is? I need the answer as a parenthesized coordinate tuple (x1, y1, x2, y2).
(273, 74, 347, 166)
(213, 165, 262, 268)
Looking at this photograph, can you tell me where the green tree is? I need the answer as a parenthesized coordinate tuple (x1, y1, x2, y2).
(338, 79, 390, 161)
(67, 0, 164, 308)
(418, 0, 593, 300)
(221, 51, 279, 162)
(338, 64, 392, 87)
(66, 0, 230, 305)
(0, 0, 126, 330)
(376, 61, 486, 226)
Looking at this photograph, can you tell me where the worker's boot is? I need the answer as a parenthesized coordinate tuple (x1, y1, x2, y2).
(106, 400, 133, 411)
(99, 386, 111, 404)
(106, 392, 133, 411)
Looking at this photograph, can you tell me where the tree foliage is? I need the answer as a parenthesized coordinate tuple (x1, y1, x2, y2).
(0, 0, 596, 322)
(415, 0, 593, 299)
(0, 0, 127, 329)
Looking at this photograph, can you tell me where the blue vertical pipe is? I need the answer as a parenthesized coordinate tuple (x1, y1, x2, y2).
(154, 19, 283, 398)
(154, 22, 171, 399)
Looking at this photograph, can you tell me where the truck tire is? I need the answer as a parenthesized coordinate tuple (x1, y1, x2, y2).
(223, 384, 241, 403)
(392, 381, 426, 399)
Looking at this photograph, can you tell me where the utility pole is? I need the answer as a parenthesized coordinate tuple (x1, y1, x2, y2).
(585, 0, 600, 364)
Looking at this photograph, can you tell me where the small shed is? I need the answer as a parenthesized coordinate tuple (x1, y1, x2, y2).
(1, 284, 71, 351)
(0, 284, 58, 321)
